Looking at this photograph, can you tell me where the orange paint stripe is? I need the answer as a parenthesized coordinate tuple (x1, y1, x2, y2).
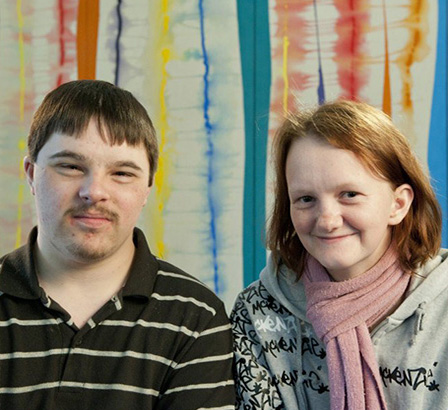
(76, 0, 99, 80)
(382, 0, 391, 116)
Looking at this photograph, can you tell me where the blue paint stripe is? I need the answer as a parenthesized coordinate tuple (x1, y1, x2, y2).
(313, 0, 326, 104)
(199, 0, 219, 293)
(114, 0, 123, 85)
(428, 0, 447, 246)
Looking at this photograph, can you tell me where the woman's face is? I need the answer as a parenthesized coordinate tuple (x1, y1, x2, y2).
(285, 135, 412, 281)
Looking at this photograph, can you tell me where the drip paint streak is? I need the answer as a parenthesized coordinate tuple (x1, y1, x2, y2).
(396, 0, 430, 112)
(381, 0, 391, 115)
(313, 0, 325, 104)
(282, 35, 289, 112)
(334, 0, 369, 100)
(15, 0, 26, 248)
(77, 0, 99, 79)
(155, 48, 169, 257)
(270, 1, 312, 117)
(16, 0, 25, 122)
(153, 0, 172, 258)
(199, 0, 219, 294)
(53, 1, 77, 87)
(57, 0, 66, 87)
(114, 0, 123, 85)
(281, 2, 289, 112)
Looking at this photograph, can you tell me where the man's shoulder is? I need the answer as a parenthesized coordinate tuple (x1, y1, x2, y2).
(154, 258, 226, 312)
(0, 245, 27, 273)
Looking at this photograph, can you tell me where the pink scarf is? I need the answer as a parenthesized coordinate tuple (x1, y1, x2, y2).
(302, 245, 410, 410)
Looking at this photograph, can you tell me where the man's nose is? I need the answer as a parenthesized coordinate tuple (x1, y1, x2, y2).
(78, 173, 110, 203)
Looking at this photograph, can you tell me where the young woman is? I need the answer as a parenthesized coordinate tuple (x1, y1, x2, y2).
(231, 100, 446, 409)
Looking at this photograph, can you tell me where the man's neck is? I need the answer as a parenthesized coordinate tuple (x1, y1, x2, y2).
(34, 241, 136, 328)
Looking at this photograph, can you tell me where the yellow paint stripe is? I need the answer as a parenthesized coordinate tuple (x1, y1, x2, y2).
(382, 0, 391, 116)
(15, 0, 26, 248)
(153, 0, 172, 258)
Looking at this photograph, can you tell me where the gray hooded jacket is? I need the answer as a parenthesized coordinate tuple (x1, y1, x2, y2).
(231, 250, 448, 409)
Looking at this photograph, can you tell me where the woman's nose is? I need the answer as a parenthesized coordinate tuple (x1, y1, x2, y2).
(315, 202, 343, 232)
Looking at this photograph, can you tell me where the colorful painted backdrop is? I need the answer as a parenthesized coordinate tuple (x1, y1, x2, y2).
(0, 0, 446, 308)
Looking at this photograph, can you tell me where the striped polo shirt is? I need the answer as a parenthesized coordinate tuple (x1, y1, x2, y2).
(0, 227, 235, 409)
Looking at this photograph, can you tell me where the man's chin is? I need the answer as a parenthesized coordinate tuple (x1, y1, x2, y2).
(65, 242, 112, 262)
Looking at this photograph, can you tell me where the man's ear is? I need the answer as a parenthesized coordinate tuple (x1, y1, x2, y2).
(389, 184, 414, 226)
(142, 186, 151, 207)
(23, 156, 36, 196)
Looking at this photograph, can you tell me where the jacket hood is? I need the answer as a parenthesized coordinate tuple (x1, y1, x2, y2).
(260, 250, 448, 330)
(383, 249, 448, 336)
(260, 254, 308, 321)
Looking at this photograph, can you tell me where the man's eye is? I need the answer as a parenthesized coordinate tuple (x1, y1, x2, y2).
(58, 164, 82, 171)
(115, 171, 133, 177)
(342, 191, 358, 199)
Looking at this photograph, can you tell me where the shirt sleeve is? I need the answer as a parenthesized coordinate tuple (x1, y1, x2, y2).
(155, 304, 236, 410)
(231, 294, 285, 410)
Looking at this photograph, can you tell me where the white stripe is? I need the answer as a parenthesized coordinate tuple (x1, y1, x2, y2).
(0, 348, 174, 366)
(199, 323, 231, 337)
(100, 319, 201, 337)
(0, 347, 230, 372)
(164, 380, 234, 395)
(152, 293, 216, 315)
(0, 381, 158, 396)
(61, 381, 158, 396)
(72, 348, 174, 366)
(87, 318, 96, 329)
(112, 296, 122, 310)
(157, 270, 208, 289)
(175, 353, 233, 369)
(0, 318, 64, 327)
(0, 348, 69, 360)
(0, 382, 61, 394)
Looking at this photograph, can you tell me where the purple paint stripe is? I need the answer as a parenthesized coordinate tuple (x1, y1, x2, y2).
(199, 0, 219, 294)
(313, 0, 325, 104)
(114, 0, 123, 85)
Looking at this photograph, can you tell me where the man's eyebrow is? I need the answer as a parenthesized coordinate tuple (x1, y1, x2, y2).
(48, 150, 86, 161)
(113, 161, 145, 173)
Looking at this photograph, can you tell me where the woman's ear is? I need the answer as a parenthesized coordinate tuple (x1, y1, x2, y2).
(23, 156, 36, 195)
(389, 183, 414, 225)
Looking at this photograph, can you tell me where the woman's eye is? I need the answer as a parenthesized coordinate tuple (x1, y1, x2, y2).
(342, 191, 358, 199)
(297, 196, 314, 205)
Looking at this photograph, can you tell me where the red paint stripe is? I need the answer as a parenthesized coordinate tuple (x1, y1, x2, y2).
(334, 0, 369, 100)
(57, 0, 65, 86)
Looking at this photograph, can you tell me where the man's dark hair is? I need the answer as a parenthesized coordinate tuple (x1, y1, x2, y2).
(28, 80, 159, 185)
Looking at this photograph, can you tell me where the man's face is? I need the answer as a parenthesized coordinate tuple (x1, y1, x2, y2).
(24, 120, 151, 264)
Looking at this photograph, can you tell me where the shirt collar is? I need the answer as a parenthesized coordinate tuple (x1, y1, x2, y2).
(0, 227, 158, 300)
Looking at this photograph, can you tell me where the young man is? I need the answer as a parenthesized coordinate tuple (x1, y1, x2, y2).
(0, 80, 235, 409)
